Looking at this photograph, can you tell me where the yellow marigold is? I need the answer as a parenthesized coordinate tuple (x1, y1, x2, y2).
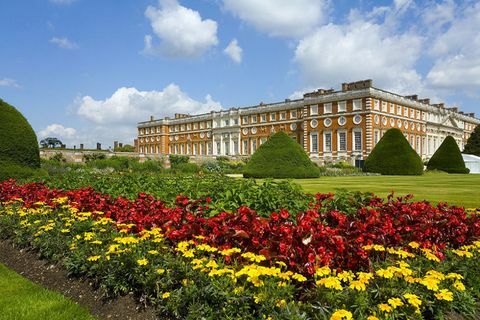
(90, 240, 102, 245)
(435, 289, 454, 301)
(87, 255, 101, 262)
(276, 299, 287, 308)
(137, 258, 148, 266)
(162, 292, 170, 299)
(156, 268, 165, 275)
(451, 249, 473, 258)
(419, 277, 440, 291)
(446, 273, 464, 280)
(404, 293, 422, 308)
(330, 309, 352, 320)
(316, 277, 343, 290)
(421, 249, 441, 262)
(219, 247, 241, 256)
(367, 316, 379, 320)
(349, 280, 367, 291)
(408, 241, 420, 249)
(388, 297, 404, 309)
(292, 273, 307, 282)
(148, 250, 159, 255)
(426, 270, 446, 280)
(453, 281, 466, 291)
(60, 229, 70, 233)
(337, 271, 354, 282)
(376, 268, 394, 279)
(378, 304, 392, 313)
(315, 265, 331, 277)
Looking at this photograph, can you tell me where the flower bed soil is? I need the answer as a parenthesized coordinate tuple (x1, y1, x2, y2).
(0, 239, 157, 320)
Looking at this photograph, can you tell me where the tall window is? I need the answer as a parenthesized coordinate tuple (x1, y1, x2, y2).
(290, 110, 297, 118)
(252, 115, 257, 123)
(216, 142, 221, 155)
(280, 112, 286, 120)
(261, 114, 267, 123)
(374, 130, 379, 145)
(311, 133, 318, 153)
(337, 101, 346, 112)
(338, 132, 347, 151)
(324, 132, 332, 152)
(243, 140, 248, 154)
(224, 141, 230, 155)
(354, 131, 362, 151)
(252, 140, 257, 152)
(270, 113, 276, 121)
(243, 116, 249, 124)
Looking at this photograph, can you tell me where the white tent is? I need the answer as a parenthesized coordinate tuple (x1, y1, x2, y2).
(462, 154, 480, 174)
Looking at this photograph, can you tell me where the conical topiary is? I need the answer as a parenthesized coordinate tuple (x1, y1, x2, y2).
(463, 125, 480, 156)
(0, 99, 40, 168)
(363, 128, 423, 175)
(427, 136, 469, 174)
(243, 131, 320, 178)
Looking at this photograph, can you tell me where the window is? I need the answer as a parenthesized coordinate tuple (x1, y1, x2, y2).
(233, 118, 239, 125)
(374, 130, 380, 145)
(390, 103, 395, 114)
(324, 103, 332, 114)
(224, 119, 230, 126)
(337, 101, 346, 112)
(260, 137, 267, 145)
(410, 136, 414, 147)
(353, 99, 362, 111)
(233, 141, 239, 154)
(216, 142, 221, 155)
(187, 124, 191, 130)
(410, 109, 415, 118)
(397, 105, 402, 115)
(270, 113, 276, 121)
(382, 101, 387, 112)
(200, 122, 204, 129)
(252, 115, 257, 123)
(416, 136, 420, 153)
(193, 143, 197, 155)
(404, 107, 409, 117)
(243, 140, 248, 155)
(338, 131, 347, 151)
(290, 110, 297, 118)
(206, 122, 211, 128)
(354, 131, 362, 151)
(310, 105, 318, 115)
(260, 114, 267, 123)
(280, 112, 286, 120)
(169, 127, 173, 133)
(200, 143, 204, 155)
(311, 133, 318, 153)
(324, 132, 332, 152)
(243, 116, 249, 124)
(181, 125, 185, 131)
(374, 99, 380, 110)
(224, 141, 230, 155)
(252, 140, 257, 152)
(416, 110, 421, 120)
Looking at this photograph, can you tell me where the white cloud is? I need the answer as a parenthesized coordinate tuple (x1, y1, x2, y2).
(223, 39, 242, 63)
(144, 0, 218, 58)
(50, 37, 79, 50)
(426, 2, 480, 93)
(0, 78, 20, 88)
(38, 124, 77, 142)
(294, 4, 424, 95)
(223, 0, 327, 38)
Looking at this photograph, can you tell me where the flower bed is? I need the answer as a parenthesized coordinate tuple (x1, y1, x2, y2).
(1, 179, 479, 319)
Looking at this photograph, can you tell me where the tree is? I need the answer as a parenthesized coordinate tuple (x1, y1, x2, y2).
(427, 136, 469, 174)
(40, 137, 63, 148)
(363, 128, 423, 175)
(114, 144, 135, 152)
(463, 125, 480, 156)
(0, 99, 40, 168)
(243, 131, 320, 178)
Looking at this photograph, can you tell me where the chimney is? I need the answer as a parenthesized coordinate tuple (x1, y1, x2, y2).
(119, 143, 123, 148)
(405, 95, 418, 101)
(150, 115, 154, 121)
(96, 143, 101, 150)
(418, 98, 430, 105)
(342, 83, 349, 92)
(468, 112, 475, 117)
(449, 107, 458, 113)
(114, 141, 119, 149)
(80, 144, 84, 150)
(432, 103, 445, 109)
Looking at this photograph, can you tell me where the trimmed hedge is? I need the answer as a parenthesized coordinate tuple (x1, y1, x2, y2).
(243, 131, 320, 179)
(427, 136, 470, 174)
(0, 99, 40, 168)
(363, 128, 423, 175)
(0, 161, 47, 182)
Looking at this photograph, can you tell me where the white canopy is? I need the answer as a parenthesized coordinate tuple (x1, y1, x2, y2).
(462, 154, 480, 174)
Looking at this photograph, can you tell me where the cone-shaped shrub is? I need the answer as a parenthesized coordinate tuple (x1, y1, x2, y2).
(363, 128, 423, 175)
(427, 136, 469, 174)
(243, 131, 320, 178)
(0, 99, 40, 168)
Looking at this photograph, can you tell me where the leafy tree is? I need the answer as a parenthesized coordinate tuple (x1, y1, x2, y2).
(427, 136, 469, 174)
(243, 131, 320, 178)
(363, 128, 423, 175)
(463, 125, 480, 156)
(114, 144, 135, 152)
(40, 137, 63, 148)
(0, 99, 40, 168)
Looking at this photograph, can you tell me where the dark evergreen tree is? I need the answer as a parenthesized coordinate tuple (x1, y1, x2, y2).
(463, 125, 480, 156)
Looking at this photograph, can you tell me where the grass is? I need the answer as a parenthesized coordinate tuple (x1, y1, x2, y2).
(294, 173, 480, 208)
(0, 263, 95, 320)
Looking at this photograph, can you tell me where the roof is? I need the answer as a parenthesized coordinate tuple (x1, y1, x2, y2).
(462, 154, 480, 162)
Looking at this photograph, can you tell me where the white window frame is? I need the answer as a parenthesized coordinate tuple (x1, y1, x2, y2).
(324, 131, 332, 153)
(280, 112, 286, 120)
(270, 113, 276, 121)
(373, 99, 380, 111)
(290, 110, 297, 119)
(353, 99, 362, 111)
(338, 130, 347, 152)
(251, 115, 257, 123)
(310, 133, 319, 153)
(337, 101, 346, 113)
(381, 101, 387, 112)
(242, 116, 249, 124)
(353, 129, 363, 152)
(260, 114, 267, 123)
(310, 105, 319, 115)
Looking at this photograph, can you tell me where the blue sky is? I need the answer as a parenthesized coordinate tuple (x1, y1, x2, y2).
(0, 0, 479, 148)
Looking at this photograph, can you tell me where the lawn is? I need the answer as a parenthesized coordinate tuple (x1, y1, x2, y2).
(0, 263, 95, 320)
(294, 173, 480, 208)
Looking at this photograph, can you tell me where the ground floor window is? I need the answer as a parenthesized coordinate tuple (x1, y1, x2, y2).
(324, 132, 332, 152)
(354, 131, 362, 151)
(311, 133, 318, 153)
(338, 131, 347, 151)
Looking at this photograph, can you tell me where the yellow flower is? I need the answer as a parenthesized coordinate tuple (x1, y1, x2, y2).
(292, 273, 307, 282)
(156, 268, 166, 275)
(404, 293, 422, 308)
(419, 277, 440, 291)
(60, 229, 70, 233)
(388, 297, 404, 309)
(451, 249, 473, 258)
(276, 299, 287, 308)
(87, 255, 101, 262)
(315, 265, 331, 277)
(435, 289, 454, 301)
(148, 250, 159, 255)
(376, 268, 394, 279)
(316, 277, 343, 290)
(367, 316, 379, 320)
(408, 241, 420, 249)
(378, 304, 392, 313)
(453, 281, 466, 291)
(137, 258, 148, 266)
(162, 292, 170, 299)
(330, 309, 352, 320)
(349, 280, 367, 291)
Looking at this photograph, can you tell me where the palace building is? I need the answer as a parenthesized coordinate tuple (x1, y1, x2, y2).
(137, 80, 479, 165)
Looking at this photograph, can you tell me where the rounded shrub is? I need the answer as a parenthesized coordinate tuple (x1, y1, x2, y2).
(0, 99, 40, 168)
(427, 136, 469, 174)
(363, 128, 423, 175)
(243, 131, 320, 179)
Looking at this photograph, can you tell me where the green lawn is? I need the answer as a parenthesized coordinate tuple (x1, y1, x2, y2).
(0, 263, 95, 320)
(294, 173, 480, 208)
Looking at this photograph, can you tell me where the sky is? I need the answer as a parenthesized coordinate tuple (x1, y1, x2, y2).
(0, 0, 479, 148)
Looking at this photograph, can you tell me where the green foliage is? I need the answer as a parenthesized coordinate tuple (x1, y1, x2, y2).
(172, 162, 200, 174)
(427, 136, 469, 174)
(49, 152, 67, 163)
(0, 99, 40, 168)
(201, 158, 246, 174)
(114, 144, 135, 152)
(169, 154, 190, 167)
(0, 161, 48, 182)
(83, 153, 106, 162)
(243, 131, 320, 179)
(363, 128, 424, 175)
(464, 125, 480, 156)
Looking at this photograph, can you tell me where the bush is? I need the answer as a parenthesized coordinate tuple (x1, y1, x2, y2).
(83, 153, 106, 162)
(363, 128, 424, 175)
(0, 161, 47, 181)
(169, 155, 190, 168)
(464, 125, 480, 156)
(243, 131, 320, 178)
(49, 152, 67, 163)
(427, 136, 470, 174)
(172, 163, 200, 174)
(0, 99, 40, 168)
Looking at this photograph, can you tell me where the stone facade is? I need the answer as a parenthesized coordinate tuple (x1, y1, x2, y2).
(137, 80, 480, 164)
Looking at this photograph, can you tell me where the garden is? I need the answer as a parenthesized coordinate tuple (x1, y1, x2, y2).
(1, 99, 480, 319)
